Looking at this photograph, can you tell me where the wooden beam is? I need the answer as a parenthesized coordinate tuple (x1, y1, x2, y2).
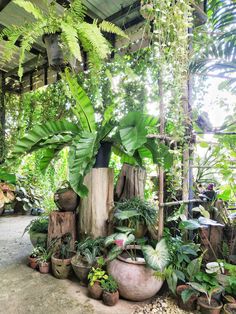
(106, 1, 140, 23)
(0, 0, 11, 12)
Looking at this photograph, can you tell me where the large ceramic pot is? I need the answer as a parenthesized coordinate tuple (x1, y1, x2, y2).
(30, 231, 47, 248)
(51, 253, 73, 279)
(71, 255, 91, 285)
(197, 296, 223, 314)
(54, 188, 78, 212)
(107, 252, 163, 301)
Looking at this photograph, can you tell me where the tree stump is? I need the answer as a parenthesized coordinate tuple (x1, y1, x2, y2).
(115, 163, 147, 201)
(47, 211, 76, 249)
(78, 168, 114, 239)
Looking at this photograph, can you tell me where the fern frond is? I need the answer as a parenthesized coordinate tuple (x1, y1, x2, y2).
(61, 21, 82, 61)
(99, 21, 129, 38)
(13, 0, 44, 20)
(69, 0, 86, 22)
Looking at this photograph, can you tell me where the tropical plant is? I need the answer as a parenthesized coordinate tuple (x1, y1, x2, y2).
(23, 216, 49, 235)
(36, 247, 52, 263)
(9, 69, 169, 197)
(75, 237, 104, 266)
(191, 0, 236, 93)
(100, 275, 118, 293)
(88, 267, 108, 287)
(187, 282, 222, 305)
(29, 246, 44, 258)
(54, 233, 72, 259)
(113, 197, 158, 233)
(0, 0, 128, 79)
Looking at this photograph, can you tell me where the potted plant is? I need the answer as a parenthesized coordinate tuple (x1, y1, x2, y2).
(224, 303, 236, 314)
(87, 267, 108, 300)
(113, 197, 158, 238)
(71, 237, 104, 285)
(23, 216, 48, 248)
(101, 275, 119, 306)
(28, 246, 43, 269)
(105, 231, 169, 301)
(51, 233, 74, 279)
(0, 0, 128, 78)
(140, 0, 155, 20)
(54, 181, 78, 212)
(10, 70, 167, 198)
(37, 247, 52, 274)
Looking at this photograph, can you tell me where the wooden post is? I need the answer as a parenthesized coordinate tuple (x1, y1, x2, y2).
(115, 163, 146, 201)
(78, 168, 114, 239)
(47, 211, 76, 249)
(158, 71, 165, 240)
(0, 72, 5, 164)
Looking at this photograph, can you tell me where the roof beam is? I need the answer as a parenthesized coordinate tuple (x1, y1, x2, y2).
(0, 0, 11, 12)
(106, 1, 140, 23)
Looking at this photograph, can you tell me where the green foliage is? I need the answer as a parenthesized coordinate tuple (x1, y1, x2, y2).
(142, 238, 169, 271)
(55, 233, 72, 260)
(88, 267, 108, 287)
(75, 237, 104, 266)
(0, 0, 127, 79)
(24, 216, 49, 234)
(100, 275, 118, 293)
(114, 197, 158, 232)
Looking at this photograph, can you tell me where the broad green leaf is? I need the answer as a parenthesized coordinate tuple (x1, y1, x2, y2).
(115, 226, 135, 233)
(0, 170, 16, 184)
(107, 245, 122, 261)
(143, 239, 169, 271)
(192, 205, 210, 219)
(104, 233, 118, 247)
(12, 120, 80, 156)
(166, 271, 178, 295)
(181, 288, 197, 304)
(112, 145, 137, 166)
(179, 219, 201, 230)
(102, 103, 116, 126)
(187, 282, 207, 295)
(68, 132, 98, 197)
(64, 69, 96, 132)
(114, 210, 140, 220)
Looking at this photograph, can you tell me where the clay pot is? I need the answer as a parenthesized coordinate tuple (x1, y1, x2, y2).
(224, 303, 236, 314)
(71, 255, 91, 286)
(107, 251, 163, 301)
(176, 285, 198, 311)
(102, 290, 119, 306)
(29, 231, 47, 248)
(88, 281, 103, 300)
(54, 188, 78, 212)
(42, 33, 64, 70)
(197, 296, 223, 314)
(51, 254, 73, 279)
(28, 256, 38, 269)
(39, 262, 50, 274)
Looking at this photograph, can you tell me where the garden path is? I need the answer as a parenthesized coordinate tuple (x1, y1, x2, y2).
(0, 215, 142, 314)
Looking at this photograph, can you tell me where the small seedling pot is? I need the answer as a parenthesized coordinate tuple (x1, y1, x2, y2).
(39, 262, 50, 274)
(102, 290, 119, 306)
(28, 256, 38, 269)
(88, 281, 103, 300)
(224, 303, 236, 314)
(176, 284, 198, 311)
(197, 296, 223, 314)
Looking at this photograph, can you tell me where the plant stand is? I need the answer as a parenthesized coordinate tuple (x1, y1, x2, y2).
(47, 211, 76, 249)
(78, 168, 114, 239)
(115, 163, 146, 200)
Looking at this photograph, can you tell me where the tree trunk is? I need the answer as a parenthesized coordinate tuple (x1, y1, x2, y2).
(78, 168, 114, 239)
(115, 163, 146, 201)
(47, 211, 76, 250)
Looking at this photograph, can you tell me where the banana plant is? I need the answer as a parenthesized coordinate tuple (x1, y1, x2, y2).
(9, 70, 172, 197)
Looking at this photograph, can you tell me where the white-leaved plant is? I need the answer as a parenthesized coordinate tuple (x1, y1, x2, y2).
(142, 238, 169, 271)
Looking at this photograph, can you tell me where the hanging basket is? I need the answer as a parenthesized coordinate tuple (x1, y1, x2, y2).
(42, 33, 65, 71)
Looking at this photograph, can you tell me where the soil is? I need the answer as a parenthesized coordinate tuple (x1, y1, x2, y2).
(0, 215, 143, 314)
(199, 297, 220, 308)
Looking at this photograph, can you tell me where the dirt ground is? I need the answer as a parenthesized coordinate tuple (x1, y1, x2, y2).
(0, 215, 144, 314)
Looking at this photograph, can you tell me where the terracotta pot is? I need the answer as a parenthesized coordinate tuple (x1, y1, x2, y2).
(28, 256, 38, 269)
(39, 262, 50, 274)
(107, 252, 163, 301)
(224, 303, 236, 314)
(29, 231, 47, 248)
(54, 188, 78, 212)
(71, 255, 91, 286)
(51, 254, 73, 279)
(197, 296, 223, 314)
(88, 281, 103, 300)
(176, 285, 198, 311)
(102, 290, 119, 306)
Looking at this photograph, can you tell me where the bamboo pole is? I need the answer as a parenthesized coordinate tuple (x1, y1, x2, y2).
(158, 71, 165, 240)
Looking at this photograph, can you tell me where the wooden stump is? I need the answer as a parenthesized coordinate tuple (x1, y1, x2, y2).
(115, 163, 146, 201)
(78, 168, 114, 239)
(47, 211, 76, 249)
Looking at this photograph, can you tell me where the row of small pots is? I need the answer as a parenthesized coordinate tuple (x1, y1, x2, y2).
(177, 285, 236, 314)
(88, 282, 119, 306)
